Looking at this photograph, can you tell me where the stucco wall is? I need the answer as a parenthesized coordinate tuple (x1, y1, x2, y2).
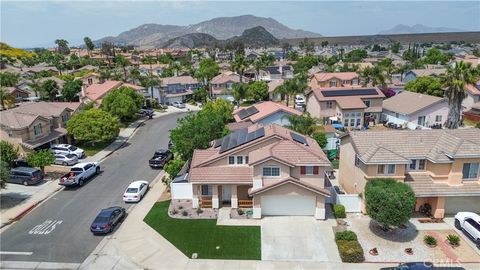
(253, 160, 291, 184)
(257, 111, 291, 126)
(290, 166, 328, 188)
(306, 94, 321, 118)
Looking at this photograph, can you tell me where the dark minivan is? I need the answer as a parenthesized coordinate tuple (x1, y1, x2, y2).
(9, 167, 44, 186)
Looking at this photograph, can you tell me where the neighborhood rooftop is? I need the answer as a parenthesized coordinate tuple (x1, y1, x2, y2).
(383, 91, 447, 115)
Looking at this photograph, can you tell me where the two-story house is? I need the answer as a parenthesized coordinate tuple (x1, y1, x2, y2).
(339, 129, 480, 218)
(210, 72, 248, 100)
(81, 80, 146, 105)
(0, 102, 81, 153)
(186, 124, 332, 219)
(232, 101, 301, 127)
(258, 66, 294, 81)
(382, 91, 449, 129)
(306, 87, 385, 127)
(308, 72, 360, 89)
(154, 76, 201, 104)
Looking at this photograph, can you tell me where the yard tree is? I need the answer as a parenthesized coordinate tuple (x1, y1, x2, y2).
(285, 112, 319, 136)
(0, 140, 19, 166)
(61, 79, 83, 101)
(0, 161, 9, 189)
(0, 86, 15, 109)
(54, 39, 70, 55)
(170, 109, 229, 160)
(247, 81, 269, 102)
(114, 54, 130, 82)
(424, 48, 452, 65)
(192, 87, 208, 103)
(83, 37, 95, 54)
(232, 82, 248, 105)
(441, 61, 479, 129)
(230, 54, 248, 83)
(26, 149, 55, 174)
(67, 108, 120, 144)
(194, 58, 219, 93)
(101, 86, 144, 122)
(164, 159, 186, 179)
(40, 79, 59, 101)
(344, 49, 368, 62)
(313, 132, 328, 149)
(0, 72, 20, 87)
(202, 98, 234, 123)
(405, 76, 444, 97)
(365, 178, 416, 229)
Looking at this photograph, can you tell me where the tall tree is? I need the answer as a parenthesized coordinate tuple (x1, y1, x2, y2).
(40, 79, 59, 101)
(27, 78, 41, 97)
(101, 42, 115, 66)
(441, 61, 478, 129)
(83, 37, 95, 55)
(61, 79, 83, 101)
(0, 87, 15, 109)
(67, 108, 120, 145)
(404, 77, 443, 97)
(284, 112, 319, 136)
(247, 81, 269, 102)
(54, 39, 70, 55)
(101, 86, 144, 122)
(194, 58, 219, 96)
(114, 55, 130, 82)
(0, 72, 20, 87)
(141, 75, 161, 103)
(232, 83, 248, 106)
(230, 53, 247, 83)
(360, 66, 386, 88)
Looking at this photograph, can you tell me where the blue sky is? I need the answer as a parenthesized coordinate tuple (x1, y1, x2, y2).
(1, 1, 479, 48)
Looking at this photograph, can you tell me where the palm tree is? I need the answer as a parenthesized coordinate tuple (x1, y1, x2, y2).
(142, 56, 156, 75)
(129, 67, 141, 85)
(27, 78, 41, 97)
(232, 83, 247, 107)
(141, 75, 161, 103)
(360, 66, 386, 88)
(114, 55, 130, 82)
(275, 77, 305, 107)
(230, 54, 247, 83)
(441, 61, 478, 129)
(284, 112, 319, 136)
(0, 86, 15, 109)
(83, 37, 95, 56)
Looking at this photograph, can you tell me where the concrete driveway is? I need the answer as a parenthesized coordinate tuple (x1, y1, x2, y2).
(261, 216, 341, 262)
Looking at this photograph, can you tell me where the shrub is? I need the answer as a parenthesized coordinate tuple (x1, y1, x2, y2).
(196, 208, 203, 214)
(178, 206, 183, 210)
(423, 235, 437, 246)
(419, 203, 432, 217)
(171, 209, 178, 215)
(336, 240, 365, 263)
(237, 209, 244, 216)
(333, 204, 346, 218)
(335, 231, 358, 242)
(182, 210, 188, 216)
(447, 234, 460, 246)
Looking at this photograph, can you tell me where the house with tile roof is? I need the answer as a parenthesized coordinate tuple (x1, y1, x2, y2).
(210, 72, 249, 100)
(182, 124, 332, 219)
(0, 101, 81, 153)
(382, 91, 449, 129)
(81, 80, 146, 105)
(306, 87, 385, 128)
(258, 65, 293, 81)
(402, 68, 447, 83)
(339, 129, 480, 218)
(232, 101, 301, 127)
(308, 72, 360, 89)
(153, 75, 201, 105)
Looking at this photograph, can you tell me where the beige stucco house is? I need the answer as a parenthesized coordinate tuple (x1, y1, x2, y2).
(0, 102, 81, 153)
(339, 129, 480, 218)
(308, 72, 360, 89)
(187, 124, 332, 219)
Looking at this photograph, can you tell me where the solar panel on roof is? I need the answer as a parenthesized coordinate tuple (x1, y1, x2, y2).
(290, 132, 308, 145)
(237, 106, 259, 120)
(219, 127, 265, 153)
(321, 89, 378, 97)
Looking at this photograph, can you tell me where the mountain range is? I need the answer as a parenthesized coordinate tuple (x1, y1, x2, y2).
(378, 24, 464, 35)
(95, 15, 321, 48)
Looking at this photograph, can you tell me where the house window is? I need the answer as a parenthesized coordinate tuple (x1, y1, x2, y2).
(411, 159, 426, 171)
(62, 114, 69, 123)
(462, 163, 479, 180)
(377, 164, 395, 175)
(435, 115, 442, 122)
(329, 80, 337, 87)
(342, 80, 349, 85)
(33, 124, 42, 136)
(7, 129, 13, 137)
(228, 156, 235, 165)
(417, 116, 426, 126)
(237, 156, 243, 165)
(263, 167, 280, 177)
(305, 166, 314, 175)
(355, 155, 360, 167)
(352, 79, 359, 86)
(344, 119, 349, 126)
(418, 160, 426, 170)
(245, 156, 249, 164)
(326, 101, 333, 109)
(364, 100, 370, 107)
(87, 78, 93, 85)
(350, 119, 355, 127)
(201, 185, 212, 196)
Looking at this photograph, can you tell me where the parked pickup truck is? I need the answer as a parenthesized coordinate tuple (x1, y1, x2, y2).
(148, 149, 173, 169)
(59, 162, 100, 187)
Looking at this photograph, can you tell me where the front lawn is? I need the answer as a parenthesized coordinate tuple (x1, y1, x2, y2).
(331, 160, 339, 169)
(144, 201, 261, 260)
(77, 140, 113, 157)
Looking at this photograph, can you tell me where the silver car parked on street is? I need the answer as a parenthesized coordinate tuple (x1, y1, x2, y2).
(54, 153, 79, 166)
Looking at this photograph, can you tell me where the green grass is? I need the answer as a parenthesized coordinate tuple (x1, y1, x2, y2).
(144, 201, 261, 260)
(77, 140, 114, 157)
(331, 160, 339, 169)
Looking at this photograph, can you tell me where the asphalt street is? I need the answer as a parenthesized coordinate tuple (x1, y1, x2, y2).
(0, 112, 186, 263)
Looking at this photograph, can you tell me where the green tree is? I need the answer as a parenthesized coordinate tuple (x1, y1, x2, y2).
(287, 51, 299, 61)
(0, 140, 19, 167)
(344, 49, 367, 62)
(0, 86, 15, 109)
(40, 79, 59, 101)
(424, 48, 451, 65)
(67, 108, 120, 144)
(293, 55, 319, 74)
(193, 87, 208, 103)
(61, 79, 83, 101)
(194, 58, 219, 94)
(365, 178, 416, 229)
(83, 37, 95, 55)
(114, 54, 130, 82)
(360, 66, 386, 88)
(405, 77, 444, 97)
(232, 82, 248, 105)
(285, 112, 319, 136)
(0, 72, 20, 87)
(26, 149, 55, 174)
(313, 132, 328, 148)
(230, 54, 248, 83)
(202, 99, 234, 123)
(299, 38, 315, 55)
(54, 39, 70, 55)
(164, 159, 186, 179)
(0, 161, 9, 189)
(140, 75, 160, 103)
(441, 61, 479, 129)
(247, 81, 269, 102)
(170, 110, 229, 160)
(390, 42, 401, 54)
(101, 86, 144, 122)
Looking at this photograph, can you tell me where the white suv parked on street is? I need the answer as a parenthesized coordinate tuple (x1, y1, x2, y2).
(455, 212, 480, 248)
(51, 144, 85, 158)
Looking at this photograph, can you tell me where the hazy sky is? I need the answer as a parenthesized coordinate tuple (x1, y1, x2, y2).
(1, 1, 479, 48)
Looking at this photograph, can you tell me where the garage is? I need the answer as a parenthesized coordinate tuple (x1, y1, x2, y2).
(445, 196, 480, 215)
(261, 195, 316, 216)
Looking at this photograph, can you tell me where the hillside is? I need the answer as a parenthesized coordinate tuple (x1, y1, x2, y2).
(161, 33, 220, 49)
(0, 42, 36, 59)
(379, 24, 463, 35)
(95, 15, 320, 48)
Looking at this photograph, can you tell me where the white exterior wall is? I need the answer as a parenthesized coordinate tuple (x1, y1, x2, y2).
(463, 92, 480, 111)
(336, 194, 362, 213)
(383, 100, 449, 129)
(170, 182, 193, 199)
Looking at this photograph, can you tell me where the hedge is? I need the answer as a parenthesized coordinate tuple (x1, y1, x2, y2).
(336, 240, 365, 263)
(333, 204, 346, 218)
(335, 231, 358, 242)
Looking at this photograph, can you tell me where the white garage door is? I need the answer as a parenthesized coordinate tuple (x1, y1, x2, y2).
(262, 195, 316, 216)
(445, 197, 480, 215)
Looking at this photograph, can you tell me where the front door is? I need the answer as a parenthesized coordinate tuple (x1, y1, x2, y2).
(222, 185, 232, 204)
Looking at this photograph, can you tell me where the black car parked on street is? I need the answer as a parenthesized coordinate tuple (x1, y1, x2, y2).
(148, 149, 173, 169)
